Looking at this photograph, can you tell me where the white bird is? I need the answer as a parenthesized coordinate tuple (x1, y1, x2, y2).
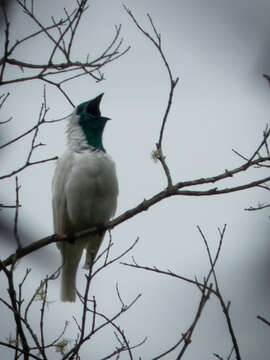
(52, 93, 118, 302)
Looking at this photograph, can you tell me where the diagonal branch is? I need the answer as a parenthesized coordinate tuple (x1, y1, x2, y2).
(1, 154, 270, 268)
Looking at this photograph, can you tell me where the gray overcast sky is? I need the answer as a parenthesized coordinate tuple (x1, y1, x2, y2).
(1, 0, 270, 359)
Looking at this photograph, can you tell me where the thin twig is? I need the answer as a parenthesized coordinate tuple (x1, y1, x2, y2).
(124, 5, 178, 188)
(257, 315, 270, 327)
(245, 203, 270, 211)
(13, 176, 21, 249)
(198, 225, 241, 360)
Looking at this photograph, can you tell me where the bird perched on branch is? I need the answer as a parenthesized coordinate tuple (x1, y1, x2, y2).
(52, 93, 118, 302)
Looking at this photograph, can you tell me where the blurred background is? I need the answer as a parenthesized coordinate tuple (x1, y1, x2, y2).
(0, 0, 270, 358)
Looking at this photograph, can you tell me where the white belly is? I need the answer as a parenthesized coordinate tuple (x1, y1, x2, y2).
(52, 150, 118, 233)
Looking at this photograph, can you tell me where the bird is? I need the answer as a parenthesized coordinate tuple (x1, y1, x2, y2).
(52, 93, 118, 302)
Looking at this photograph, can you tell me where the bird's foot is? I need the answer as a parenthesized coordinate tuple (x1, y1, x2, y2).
(67, 231, 75, 244)
(96, 224, 106, 237)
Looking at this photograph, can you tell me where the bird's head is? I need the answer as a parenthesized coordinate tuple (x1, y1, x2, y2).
(75, 93, 110, 152)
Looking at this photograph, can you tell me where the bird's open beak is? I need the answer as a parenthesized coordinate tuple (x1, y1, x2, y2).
(92, 93, 104, 106)
(86, 93, 111, 120)
(95, 93, 111, 120)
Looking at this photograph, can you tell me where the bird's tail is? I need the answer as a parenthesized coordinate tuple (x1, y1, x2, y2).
(60, 242, 84, 302)
(61, 262, 78, 302)
(82, 234, 104, 269)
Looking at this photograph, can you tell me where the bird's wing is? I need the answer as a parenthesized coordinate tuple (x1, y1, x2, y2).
(52, 151, 85, 302)
(52, 151, 74, 236)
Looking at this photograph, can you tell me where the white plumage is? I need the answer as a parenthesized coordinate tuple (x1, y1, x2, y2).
(52, 94, 118, 302)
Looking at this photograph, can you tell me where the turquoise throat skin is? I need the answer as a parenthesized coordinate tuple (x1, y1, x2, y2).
(76, 96, 109, 152)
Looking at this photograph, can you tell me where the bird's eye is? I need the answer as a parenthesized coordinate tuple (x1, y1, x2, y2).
(76, 104, 83, 115)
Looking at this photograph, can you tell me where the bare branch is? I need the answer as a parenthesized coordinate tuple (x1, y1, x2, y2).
(1, 1, 129, 98)
(63, 291, 142, 360)
(1, 149, 269, 270)
(0, 92, 13, 123)
(124, 5, 178, 188)
(1, 267, 30, 359)
(232, 124, 270, 167)
(0, 203, 21, 209)
(198, 225, 241, 360)
(0, 156, 58, 180)
(92, 237, 140, 279)
(13, 177, 22, 249)
(0, 341, 40, 360)
(257, 315, 270, 327)
(245, 203, 270, 211)
(0, 88, 58, 179)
